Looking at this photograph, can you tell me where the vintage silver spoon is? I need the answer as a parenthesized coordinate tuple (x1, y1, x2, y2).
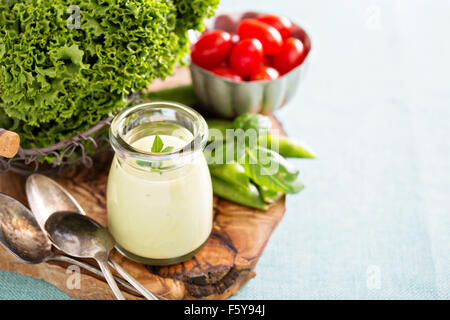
(45, 211, 125, 300)
(26, 174, 161, 300)
(0, 193, 139, 295)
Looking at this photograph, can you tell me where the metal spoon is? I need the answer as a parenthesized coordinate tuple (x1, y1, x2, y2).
(25, 173, 87, 226)
(0, 193, 139, 295)
(26, 174, 161, 300)
(45, 211, 125, 300)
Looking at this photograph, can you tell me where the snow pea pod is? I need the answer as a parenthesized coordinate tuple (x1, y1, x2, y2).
(206, 119, 233, 142)
(211, 176, 268, 211)
(207, 118, 316, 159)
(208, 162, 249, 188)
(258, 133, 316, 159)
(141, 84, 200, 107)
(242, 146, 303, 194)
(259, 185, 281, 203)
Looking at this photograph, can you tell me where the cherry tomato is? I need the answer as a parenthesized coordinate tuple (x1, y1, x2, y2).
(231, 33, 240, 45)
(229, 38, 264, 77)
(250, 66, 280, 81)
(211, 67, 243, 82)
(257, 14, 293, 39)
(191, 30, 233, 69)
(237, 19, 283, 55)
(272, 37, 306, 74)
(217, 60, 228, 68)
(263, 56, 272, 66)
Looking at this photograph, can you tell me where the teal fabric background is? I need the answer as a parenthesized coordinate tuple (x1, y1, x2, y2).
(1, 0, 449, 299)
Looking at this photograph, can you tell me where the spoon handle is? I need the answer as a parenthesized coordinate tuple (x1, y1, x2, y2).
(108, 258, 162, 300)
(96, 258, 126, 300)
(51, 254, 140, 296)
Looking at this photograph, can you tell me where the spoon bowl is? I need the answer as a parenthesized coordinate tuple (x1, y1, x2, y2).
(45, 211, 115, 259)
(26, 174, 85, 231)
(0, 193, 140, 296)
(0, 193, 52, 264)
(25, 174, 162, 300)
(45, 211, 125, 300)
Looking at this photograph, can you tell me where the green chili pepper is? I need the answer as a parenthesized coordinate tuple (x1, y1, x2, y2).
(208, 162, 249, 188)
(258, 133, 316, 159)
(211, 176, 268, 211)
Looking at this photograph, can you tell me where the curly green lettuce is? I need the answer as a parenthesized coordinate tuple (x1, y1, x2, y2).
(0, 0, 219, 155)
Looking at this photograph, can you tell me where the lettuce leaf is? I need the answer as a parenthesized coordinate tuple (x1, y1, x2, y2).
(0, 0, 219, 163)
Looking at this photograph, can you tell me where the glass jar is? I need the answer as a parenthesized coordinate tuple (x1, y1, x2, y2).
(107, 102, 212, 265)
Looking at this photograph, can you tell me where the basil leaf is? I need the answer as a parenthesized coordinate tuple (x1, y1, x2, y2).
(242, 146, 303, 194)
(161, 146, 174, 153)
(151, 135, 164, 153)
(137, 135, 173, 168)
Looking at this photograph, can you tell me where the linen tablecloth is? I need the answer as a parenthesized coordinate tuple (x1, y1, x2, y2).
(0, 0, 448, 299)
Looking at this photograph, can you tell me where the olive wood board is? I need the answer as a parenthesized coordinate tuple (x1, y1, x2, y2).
(0, 67, 287, 300)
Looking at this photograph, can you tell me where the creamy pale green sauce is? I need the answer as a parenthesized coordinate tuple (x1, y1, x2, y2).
(107, 127, 213, 259)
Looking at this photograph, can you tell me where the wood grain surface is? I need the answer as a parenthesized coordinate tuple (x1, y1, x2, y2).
(0, 129, 20, 158)
(0, 68, 287, 300)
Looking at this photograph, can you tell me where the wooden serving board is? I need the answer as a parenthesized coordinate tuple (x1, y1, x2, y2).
(0, 68, 286, 300)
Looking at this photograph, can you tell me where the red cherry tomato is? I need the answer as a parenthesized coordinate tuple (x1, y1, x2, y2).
(237, 19, 283, 55)
(216, 60, 228, 68)
(257, 14, 293, 39)
(191, 30, 233, 69)
(272, 37, 306, 74)
(250, 66, 280, 81)
(263, 56, 272, 67)
(229, 38, 264, 77)
(211, 67, 243, 82)
(231, 33, 240, 45)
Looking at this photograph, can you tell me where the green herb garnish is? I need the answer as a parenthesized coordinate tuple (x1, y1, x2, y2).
(151, 135, 174, 153)
(162, 146, 174, 153)
(136, 135, 174, 169)
(151, 135, 164, 153)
